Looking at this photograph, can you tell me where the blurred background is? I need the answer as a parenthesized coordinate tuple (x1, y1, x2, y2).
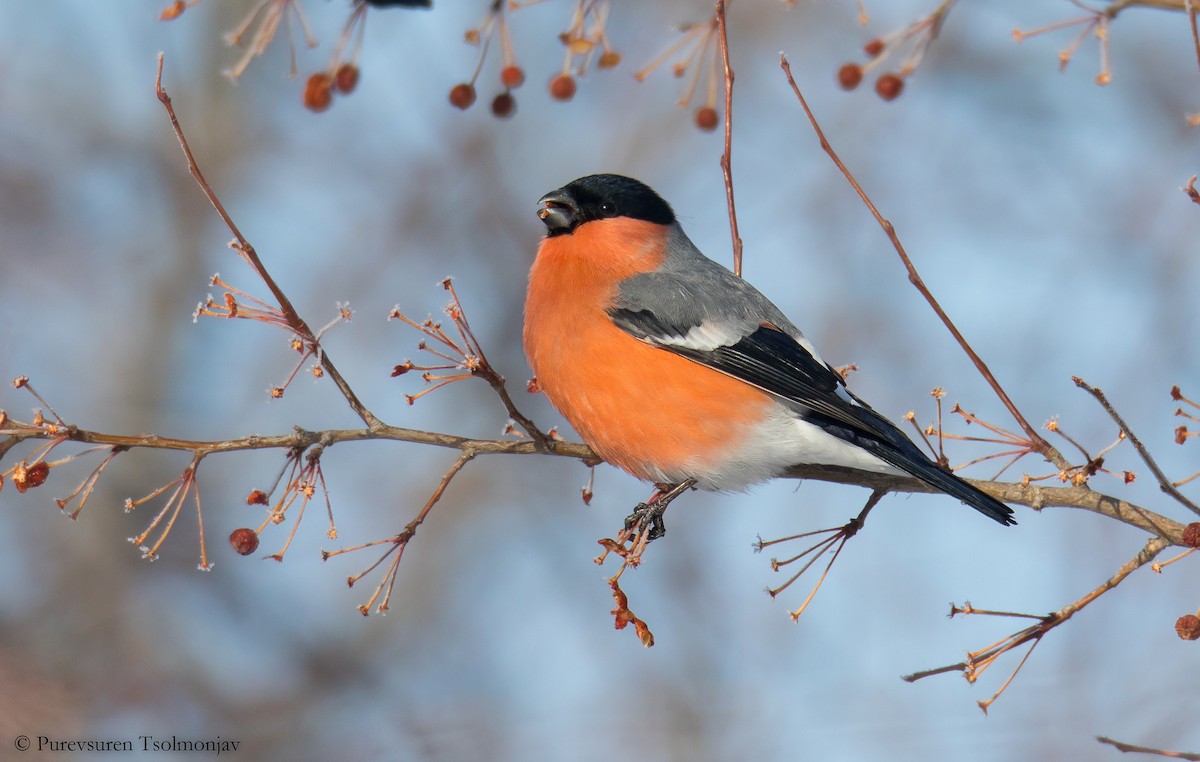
(1, 1, 1198, 759)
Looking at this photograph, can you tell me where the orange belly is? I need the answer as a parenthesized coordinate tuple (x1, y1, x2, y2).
(524, 224, 772, 483)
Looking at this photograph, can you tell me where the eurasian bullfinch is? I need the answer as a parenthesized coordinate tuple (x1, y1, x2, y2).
(523, 174, 1015, 526)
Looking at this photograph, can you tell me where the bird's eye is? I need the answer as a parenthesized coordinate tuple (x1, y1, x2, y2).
(600, 202, 614, 214)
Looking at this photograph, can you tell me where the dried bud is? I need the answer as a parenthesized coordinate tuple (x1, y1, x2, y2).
(1184, 522, 1200, 548)
(1176, 425, 1190, 445)
(694, 106, 719, 132)
(875, 72, 905, 101)
(491, 92, 516, 119)
(160, 0, 186, 20)
(863, 38, 885, 57)
(500, 65, 525, 89)
(13, 461, 50, 493)
(1171, 385, 1183, 400)
(392, 360, 414, 377)
(598, 50, 622, 69)
(526, 377, 541, 393)
(229, 528, 260, 556)
(246, 489, 269, 506)
(449, 82, 477, 110)
(837, 62, 863, 90)
(1175, 613, 1200, 640)
(634, 617, 655, 648)
(335, 63, 360, 94)
(566, 37, 594, 55)
(549, 74, 577, 101)
(304, 73, 334, 112)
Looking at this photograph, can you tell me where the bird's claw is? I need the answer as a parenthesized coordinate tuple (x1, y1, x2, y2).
(623, 501, 668, 541)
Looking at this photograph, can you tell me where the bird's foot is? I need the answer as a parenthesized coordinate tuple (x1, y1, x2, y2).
(622, 479, 696, 543)
(623, 500, 667, 541)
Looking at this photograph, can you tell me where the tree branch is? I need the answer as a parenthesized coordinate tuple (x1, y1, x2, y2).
(715, 0, 743, 277)
(778, 53, 1067, 471)
(1098, 735, 1200, 760)
(1075, 376, 1200, 516)
(155, 53, 380, 428)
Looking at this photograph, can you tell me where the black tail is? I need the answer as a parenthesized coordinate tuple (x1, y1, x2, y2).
(857, 433, 1016, 525)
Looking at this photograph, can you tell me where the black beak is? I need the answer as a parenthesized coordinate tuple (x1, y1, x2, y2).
(537, 188, 576, 235)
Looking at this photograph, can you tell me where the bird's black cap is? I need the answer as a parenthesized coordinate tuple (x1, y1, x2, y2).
(538, 174, 675, 236)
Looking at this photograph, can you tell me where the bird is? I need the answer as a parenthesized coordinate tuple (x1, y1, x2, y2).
(523, 173, 1015, 527)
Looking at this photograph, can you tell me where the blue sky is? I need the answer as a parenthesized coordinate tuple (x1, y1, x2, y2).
(1, 2, 1198, 760)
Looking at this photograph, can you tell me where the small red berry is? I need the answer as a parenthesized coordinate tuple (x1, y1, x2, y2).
(229, 528, 260, 556)
(449, 82, 477, 110)
(13, 461, 50, 493)
(1183, 522, 1200, 548)
(500, 65, 525, 89)
(837, 63, 863, 90)
(492, 92, 516, 118)
(875, 72, 904, 101)
(1175, 614, 1200, 641)
(549, 74, 576, 101)
(694, 106, 719, 132)
(335, 63, 360, 94)
(303, 73, 334, 112)
(863, 38, 885, 58)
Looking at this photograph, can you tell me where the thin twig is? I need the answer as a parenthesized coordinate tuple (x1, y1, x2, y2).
(1074, 376, 1200, 515)
(1186, 0, 1200, 70)
(903, 536, 1169, 686)
(154, 54, 380, 428)
(714, 0, 743, 276)
(1098, 735, 1200, 760)
(777, 54, 1066, 471)
(333, 448, 477, 615)
(781, 490, 882, 620)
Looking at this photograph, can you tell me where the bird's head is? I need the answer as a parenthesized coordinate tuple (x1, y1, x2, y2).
(537, 174, 675, 237)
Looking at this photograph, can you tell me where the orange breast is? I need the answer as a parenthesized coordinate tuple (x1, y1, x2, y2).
(523, 219, 772, 482)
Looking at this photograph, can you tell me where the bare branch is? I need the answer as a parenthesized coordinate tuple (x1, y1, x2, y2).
(1187, 0, 1200, 74)
(778, 54, 1067, 471)
(1106, 0, 1194, 14)
(1075, 376, 1200, 515)
(903, 536, 1170, 709)
(714, 0, 743, 277)
(1098, 735, 1200, 760)
(333, 451, 477, 619)
(4, 412, 1191, 546)
(155, 54, 379, 428)
(1, 419, 593, 463)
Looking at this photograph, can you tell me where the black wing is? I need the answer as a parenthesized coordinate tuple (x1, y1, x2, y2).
(610, 310, 1016, 526)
